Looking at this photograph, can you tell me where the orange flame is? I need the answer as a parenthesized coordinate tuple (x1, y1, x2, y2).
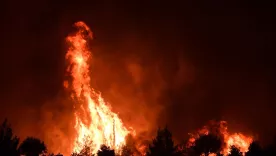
(224, 133, 253, 154)
(188, 121, 253, 155)
(65, 21, 131, 154)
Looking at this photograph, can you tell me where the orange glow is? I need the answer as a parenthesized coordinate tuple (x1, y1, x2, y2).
(64, 21, 253, 156)
(188, 121, 253, 155)
(65, 21, 132, 154)
(224, 133, 253, 154)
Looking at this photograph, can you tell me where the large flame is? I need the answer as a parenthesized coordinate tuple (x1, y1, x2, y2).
(65, 21, 130, 154)
(64, 21, 253, 156)
(188, 121, 253, 155)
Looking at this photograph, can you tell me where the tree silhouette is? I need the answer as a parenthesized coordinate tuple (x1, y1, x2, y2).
(263, 140, 276, 156)
(192, 134, 222, 156)
(147, 126, 179, 156)
(19, 137, 47, 156)
(263, 146, 275, 156)
(71, 145, 94, 156)
(0, 119, 20, 156)
(71, 139, 95, 156)
(97, 145, 115, 156)
(228, 146, 242, 156)
(245, 141, 263, 156)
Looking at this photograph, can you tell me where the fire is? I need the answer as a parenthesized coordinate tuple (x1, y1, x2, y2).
(63, 21, 253, 156)
(65, 21, 131, 154)
(225, 133, 253, 154)
(188, 121, 253, 155)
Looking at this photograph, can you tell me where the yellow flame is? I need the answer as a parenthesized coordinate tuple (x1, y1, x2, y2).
(65, 21, 130, 154)
(224, 133, 253, 154)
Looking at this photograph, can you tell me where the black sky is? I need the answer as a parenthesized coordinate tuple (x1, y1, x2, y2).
(0, 0, 275, 145)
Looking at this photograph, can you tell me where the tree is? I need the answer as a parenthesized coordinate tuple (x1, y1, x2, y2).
(19, 137, 47, 156)
(228, 146, 242, 156)
(0, 119, 20, 156)
(71, 145, 94, 156)
(147, 126, 179, 156)
(263, 139, 276, 156)
(192, 134, 222, 156)
(97, 145, 115, 156)
(245, 141, 262, 156)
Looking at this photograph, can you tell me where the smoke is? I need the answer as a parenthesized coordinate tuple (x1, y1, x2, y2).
(38, 96, 76, 155)
(0, 19, 269, 154)
(88, 37, 168, 139)
(0, 0, 274, 153)
(25, 30, 173, 154)
(83, 34, 198, 146)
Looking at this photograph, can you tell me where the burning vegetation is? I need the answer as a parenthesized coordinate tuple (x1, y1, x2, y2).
(187, 121, 253, 156)
(65, 21, 133, 154)
(0, 21, 273, 156)
(62, 21, 254, 156)
(63, 21, 255, 156)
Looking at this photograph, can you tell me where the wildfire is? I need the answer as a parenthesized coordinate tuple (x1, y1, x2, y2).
(65, 21, 131, 154)
(63, 21, 253, 156)
(188, 121, 253, 155)
(225, 133, 253, 154)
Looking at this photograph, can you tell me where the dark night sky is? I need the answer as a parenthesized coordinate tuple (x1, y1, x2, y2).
(0, 0, 275, 147)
